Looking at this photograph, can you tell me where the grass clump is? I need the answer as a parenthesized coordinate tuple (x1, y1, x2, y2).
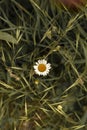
(0, 0, 87, 130)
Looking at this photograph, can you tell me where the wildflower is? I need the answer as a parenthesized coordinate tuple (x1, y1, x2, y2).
(33, 59, 51, 76)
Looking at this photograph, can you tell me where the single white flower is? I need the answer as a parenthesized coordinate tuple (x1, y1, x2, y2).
(33, 59, 51, 76)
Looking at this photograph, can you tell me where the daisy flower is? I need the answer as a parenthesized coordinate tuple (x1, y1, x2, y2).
(33, 59, 51, 76)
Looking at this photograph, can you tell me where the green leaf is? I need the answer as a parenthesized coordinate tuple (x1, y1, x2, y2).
(0, 31, 17, 44)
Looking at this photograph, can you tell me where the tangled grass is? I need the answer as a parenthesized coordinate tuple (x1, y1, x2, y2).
(0, 0, 87, 130)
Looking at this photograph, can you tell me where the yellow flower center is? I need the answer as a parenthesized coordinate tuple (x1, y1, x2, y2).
(38, 64, 46, 72)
